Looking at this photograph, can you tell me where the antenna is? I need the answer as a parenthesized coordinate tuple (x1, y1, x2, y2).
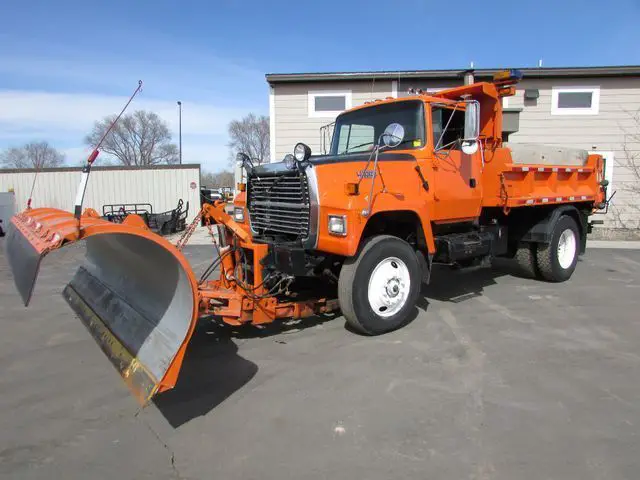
(73, 80, 143, 223)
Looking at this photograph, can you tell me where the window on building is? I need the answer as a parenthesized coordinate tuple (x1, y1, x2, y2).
(315, 96, 345, 111)
(551, 87, 600, 115)
(308, 91, 352, 118)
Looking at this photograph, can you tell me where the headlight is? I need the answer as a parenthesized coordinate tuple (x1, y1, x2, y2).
(328, 215, 347, 236)
(234, 207, 245, 222)
(284, 154, 296, 170)
(294, 142, 311, 162)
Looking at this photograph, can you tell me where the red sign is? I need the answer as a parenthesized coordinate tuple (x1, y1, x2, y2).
(190, 182, 197, 190)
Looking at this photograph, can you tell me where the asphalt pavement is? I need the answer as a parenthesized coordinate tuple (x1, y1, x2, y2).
(1, 243, 639, 480)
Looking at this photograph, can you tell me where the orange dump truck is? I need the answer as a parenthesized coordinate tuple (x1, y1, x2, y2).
(5, 71, 608, 403)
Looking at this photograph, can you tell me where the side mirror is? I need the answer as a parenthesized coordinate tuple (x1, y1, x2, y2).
(381, 123, 405, 148)
(462, 101, 480, 155)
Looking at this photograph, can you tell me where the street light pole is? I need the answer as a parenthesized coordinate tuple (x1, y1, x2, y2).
(177, 101, 182, 164)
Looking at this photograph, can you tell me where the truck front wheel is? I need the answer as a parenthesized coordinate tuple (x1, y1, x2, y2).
(338, 235, 421, 335)
(535, 215, 580, 282)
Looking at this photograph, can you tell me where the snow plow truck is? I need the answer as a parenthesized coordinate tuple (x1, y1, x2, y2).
(5, 70, 608, 404)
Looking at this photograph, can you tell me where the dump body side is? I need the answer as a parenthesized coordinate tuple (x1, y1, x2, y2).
(480, 145, 606, 211)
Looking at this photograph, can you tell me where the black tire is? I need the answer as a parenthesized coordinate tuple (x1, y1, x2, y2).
(338, 235, 421, 335)
(515, 242, 539, 278)
(535, 215, 580, 282)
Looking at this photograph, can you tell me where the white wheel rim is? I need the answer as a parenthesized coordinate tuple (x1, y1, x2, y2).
(367, 257, 411, 318)
(557, 228, 577, 269)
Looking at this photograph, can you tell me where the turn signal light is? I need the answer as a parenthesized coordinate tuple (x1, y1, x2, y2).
(345, 183, 359, 195)
(237, 183, 246, 192)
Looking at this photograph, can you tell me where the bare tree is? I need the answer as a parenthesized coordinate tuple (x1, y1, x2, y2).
(228, 113, 270, 165)
(201, 170, 235, 188)
(612, 107, 640, 233)
(85, 110, 178, 166)
(0, 141, 64, 168)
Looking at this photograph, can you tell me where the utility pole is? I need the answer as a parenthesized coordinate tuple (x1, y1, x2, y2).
(177, 101, 182, 164)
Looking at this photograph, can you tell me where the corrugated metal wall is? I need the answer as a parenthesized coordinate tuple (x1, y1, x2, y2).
(0, 164, 201, 220)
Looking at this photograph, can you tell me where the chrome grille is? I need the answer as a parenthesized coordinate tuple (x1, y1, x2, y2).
(248, 172, 310, 239)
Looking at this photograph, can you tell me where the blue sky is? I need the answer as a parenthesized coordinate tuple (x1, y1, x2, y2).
(1, 0, 639, 172)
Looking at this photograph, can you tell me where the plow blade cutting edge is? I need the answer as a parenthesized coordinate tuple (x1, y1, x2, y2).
(5, 208, 200, 404)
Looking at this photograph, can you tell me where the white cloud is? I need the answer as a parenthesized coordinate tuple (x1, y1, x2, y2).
(0, 90, 253, 171)
(0, 90, 248, 137)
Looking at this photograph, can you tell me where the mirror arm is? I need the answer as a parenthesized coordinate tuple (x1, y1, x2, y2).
(362, 145, 382, 218)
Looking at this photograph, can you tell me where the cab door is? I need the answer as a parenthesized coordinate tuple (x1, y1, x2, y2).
(429, 105, 483, 222)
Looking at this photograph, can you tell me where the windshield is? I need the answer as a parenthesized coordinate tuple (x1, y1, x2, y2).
(329, 100, 425, 156)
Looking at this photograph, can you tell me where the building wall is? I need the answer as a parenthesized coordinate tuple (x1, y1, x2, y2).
(271, 75, 640, 231)
(0, 165, 201, 220)
(506, 77, 640, 230)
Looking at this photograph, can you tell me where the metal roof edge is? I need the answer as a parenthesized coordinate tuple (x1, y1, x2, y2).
(266, 65, 640, 83)
(0, 163, 202, 174)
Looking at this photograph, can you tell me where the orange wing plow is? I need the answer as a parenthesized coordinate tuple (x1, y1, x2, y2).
(5, 208, 200, 404)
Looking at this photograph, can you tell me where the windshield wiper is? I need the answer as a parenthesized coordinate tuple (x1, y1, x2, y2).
(339, 136, 423, 155)
(344, 141, 375, 153)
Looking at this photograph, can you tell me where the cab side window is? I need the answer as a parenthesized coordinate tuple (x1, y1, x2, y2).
(432, 107, 465, 150)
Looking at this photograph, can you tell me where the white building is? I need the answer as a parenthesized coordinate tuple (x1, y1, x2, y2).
(0, 164, 201, 221)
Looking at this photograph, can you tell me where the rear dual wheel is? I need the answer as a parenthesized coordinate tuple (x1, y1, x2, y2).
(536, 215, 579, 282)
(516, 215, 580, 282)
(515, 242, 539, 278)
(338, 235, 421, 335)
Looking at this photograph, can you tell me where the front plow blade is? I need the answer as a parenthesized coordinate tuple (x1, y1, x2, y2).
(5, 220, 45, 306)
(5, 209, 200, 404)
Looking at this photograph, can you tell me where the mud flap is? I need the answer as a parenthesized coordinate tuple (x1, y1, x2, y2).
(4, 210, 199, 404)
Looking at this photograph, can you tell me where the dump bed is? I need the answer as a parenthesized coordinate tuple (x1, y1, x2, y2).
(482, 143, 605, 209)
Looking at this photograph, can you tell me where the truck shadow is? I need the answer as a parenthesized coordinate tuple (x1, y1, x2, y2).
(153, 321, 258, 428)
(422, 258, 527, 303)
(153, 313, 337, 427)
(154, 260, 526, 426)
(220, 312, 340, 339)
